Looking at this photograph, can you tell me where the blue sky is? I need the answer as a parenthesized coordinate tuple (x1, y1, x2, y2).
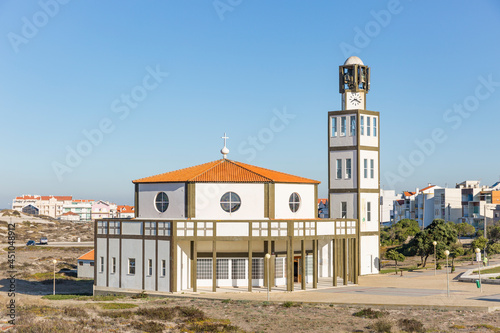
(1, 0, 500, 207)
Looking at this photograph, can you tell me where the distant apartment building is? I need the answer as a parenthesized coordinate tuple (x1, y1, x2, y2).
(60, 211, 81, 222)
(63, 199, 94, 221)
(12, 195, 72, 218)
(91, 200, 117, 220)
(380, 189, 399, 225)
(415, 185, 441, 228)
(116, 205, 135, 219)
(317, 199, 329, 218)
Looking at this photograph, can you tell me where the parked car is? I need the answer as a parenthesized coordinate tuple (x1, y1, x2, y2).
(40, 237, 48, 245)
(26, 240, 35, 246)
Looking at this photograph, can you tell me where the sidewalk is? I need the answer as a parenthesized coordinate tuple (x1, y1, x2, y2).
(176, 259, 500, 312)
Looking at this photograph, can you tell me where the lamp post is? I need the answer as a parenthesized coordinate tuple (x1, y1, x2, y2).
(475, 248, 482, 293)
(433, 241, 437, 275)
(265, 253, 271, 302)
(444, 250, 450, 297)
(52, 259, 57, 295)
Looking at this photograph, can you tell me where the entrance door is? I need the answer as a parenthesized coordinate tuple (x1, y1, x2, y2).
(293, 257, 302, 282)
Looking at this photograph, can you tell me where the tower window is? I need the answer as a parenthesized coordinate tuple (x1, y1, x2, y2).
(346, 158, 352, 179)
(220, 192, 241, 213)
(340, 116, 346, 136)
(350, 116, 356, 136)
(367, 202, 372, 222)
(331, 117, 337, 137)
(336, 159, 342, 179)
(370, 159, 374, 179)
(341, 202, 347, 218)
(363, 159, 368, 178)
(373, 117, 377, 137)
(289, 192, 301, 212)
(360, 116, 364, 135)
(367, 117, 371, 136)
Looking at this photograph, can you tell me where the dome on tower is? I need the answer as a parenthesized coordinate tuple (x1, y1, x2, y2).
(344, 56, 364, 66)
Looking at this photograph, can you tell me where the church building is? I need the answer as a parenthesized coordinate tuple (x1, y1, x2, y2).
(93, 57, 379, 295)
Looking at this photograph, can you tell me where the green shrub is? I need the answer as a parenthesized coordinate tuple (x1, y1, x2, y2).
(176, 306, 205, 320)
(96, 303, 137, 310)
(398, 318, 425, 332)
(136, 307, 176, 320)
(353, 308, 387, 319)
(371, 319, 392, 333)
(63, 307, 86, 317)
(130, 321, 165, 333)
(99, 310, 135, 319)
(131, 291, 148, 299)
(180, 319, 240, 333)
(282, 301, 294, 308)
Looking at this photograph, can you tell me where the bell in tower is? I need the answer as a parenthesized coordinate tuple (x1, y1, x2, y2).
(339, 56, 370, 93)
(339, 56, 370, 110)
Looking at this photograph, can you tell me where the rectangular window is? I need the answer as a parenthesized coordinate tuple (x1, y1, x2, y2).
(370, 159, 374, 179)
(367, 202, 372, 222)
(340, 116, 346, 136)
(90, 262, 94, 267)
(112, 257, 116, 274)
(252, 258, 264, 279)
(197, 259, 212, 279)
(346, 158, 352, 179)
(148, 259, 153, 276)
(231, 259, 246, 279)
(79, 261, 83, 266)
(341, 202, 347, 218)
(336, 159, 342, 179)
(331, 117, 337, 137)
(360, 116, 364, 135)
(128, 258, 135, 275)
(367, 116, 371, 136)
(161, 260, 166, 277)
(364, 159, 368, 178)
(275, 257, 284, 279)
(350, 116, 356, 136)
(99, 256, 104, 273)
(373, 117, 377, 137)
(216, 259, 229, 279)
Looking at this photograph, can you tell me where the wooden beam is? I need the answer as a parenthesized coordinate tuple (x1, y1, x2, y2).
(301, 240, 306, 290)
(248, 240, 252, 292)
(191, 241, 197, 292)
(343, 239, 348, 286)
(332, 239, 337, 287)
(313, 239, 318, 289)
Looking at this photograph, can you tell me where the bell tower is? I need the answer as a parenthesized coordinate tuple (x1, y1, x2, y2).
(328, 56, 380, 276)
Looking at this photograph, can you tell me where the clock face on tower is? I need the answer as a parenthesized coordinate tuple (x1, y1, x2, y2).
(346, 92, 364, 109)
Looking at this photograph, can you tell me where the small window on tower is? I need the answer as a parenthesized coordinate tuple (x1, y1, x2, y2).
(350, 116, 356, 136)
(373, 117, 377, 137)
(360, 116, 364, 135)
(336, 159, 342, 179)
(367, 117, 371, 136)
(340, 116, 346, 136)
(331, 117, 337, 137)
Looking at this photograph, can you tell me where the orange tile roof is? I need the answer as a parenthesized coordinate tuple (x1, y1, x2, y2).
(403, 191, 416, 197)
(62, 211, 79, 216)
(78, 249, 94, 261)
(117, 205, 134, 213)
(318, 199, 328, 205)
(419, 185, 435, 192)
(133, 159, 320, 184)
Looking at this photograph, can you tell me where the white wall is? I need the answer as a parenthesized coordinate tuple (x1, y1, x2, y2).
(360, 235, 380, 275)
(360, 192, 379, 232)
(108, 238, 120, 288)
(144, 240, 156, 291)
(157, 240, 170, 292)
(329, 113, 357, 147)
(121, 239, 143, 290)
(359, 150, 378, 189)
(96, 238, 106, 286)
(195, 183, 264, 220)
(138, 183, 185, 219)
(359, 114, 378, 147)
(274, 184, 316, 219)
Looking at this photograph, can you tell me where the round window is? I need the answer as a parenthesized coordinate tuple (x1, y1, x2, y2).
(155, 192, 169, 213)
(220, 192, 241, 213)
(289, 192, 300, 212)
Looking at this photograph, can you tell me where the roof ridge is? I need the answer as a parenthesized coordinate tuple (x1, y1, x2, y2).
(188, 159, 226, 181)
(233, 160, 319, 183)
(225, 159, 273, 182)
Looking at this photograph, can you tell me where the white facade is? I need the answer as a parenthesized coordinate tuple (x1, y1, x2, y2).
(380, 189, 399, 225)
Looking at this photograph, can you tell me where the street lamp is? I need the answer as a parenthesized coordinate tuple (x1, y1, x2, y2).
(475, 248, 482, 293)
(265, 253, 271, 302)
(52, 259, 57, 295)
(444, 250, 450, 297)
(433, 241, 437, 275)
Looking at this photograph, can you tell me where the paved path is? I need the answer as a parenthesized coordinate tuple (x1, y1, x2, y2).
(176, 259, 500, 312)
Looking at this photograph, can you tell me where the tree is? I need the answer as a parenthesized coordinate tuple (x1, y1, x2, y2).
(487, 242, 500, 255)
(471, 236, 488, 251)
(454, 222, 476, 242)
(386, 249, 405, 274)
(487, 225, 500, 243)
(449, 242, 465, 272)
(407, 219, 458, 267)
